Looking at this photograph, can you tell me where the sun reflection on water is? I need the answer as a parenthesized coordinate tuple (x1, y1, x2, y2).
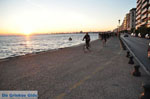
(25, 35, 31, 47)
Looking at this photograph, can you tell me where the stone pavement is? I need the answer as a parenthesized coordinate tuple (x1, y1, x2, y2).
(0, 37, 150, 99)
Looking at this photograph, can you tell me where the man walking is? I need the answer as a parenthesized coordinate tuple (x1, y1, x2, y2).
(101, 33, 107, 46)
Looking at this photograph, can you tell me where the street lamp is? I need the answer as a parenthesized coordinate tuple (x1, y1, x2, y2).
(118, 19, 120, 26)
(118, 19, 121, 38)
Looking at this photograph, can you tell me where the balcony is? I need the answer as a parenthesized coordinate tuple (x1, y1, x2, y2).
(142, 0, 146, 3)
(137, 1, 142, 8)
(141, 8, 147, 14)
(136, 19, 141, 26)
(137, 0, 141, 3)
(136, 10, 141, 16)
(147, 24, 150, 27)
(148, 13, 150, 17)
(136, 14, 141, 19)
(142, 1, 148, 9)
(137, 6, 142, 13)
(142, 0, 145, 3)
(141, 13, 147, 19)
(141, 20, 147, 25)
(147, 20, 150, 27)
(148, 7, 150, 11)
(136, 24, 141, 29)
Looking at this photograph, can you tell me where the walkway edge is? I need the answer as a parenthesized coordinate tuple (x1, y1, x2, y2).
(121, 37, 150, 76)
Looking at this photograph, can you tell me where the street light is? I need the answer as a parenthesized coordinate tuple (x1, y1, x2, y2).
(118, 19, 120, 26)
(118, 19, 121, 38)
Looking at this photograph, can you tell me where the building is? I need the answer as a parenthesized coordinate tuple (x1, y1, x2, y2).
(126, 13, 131, 31)
(118, 13, 131, 32)
(136, 0, 150, 29)
(113, 28, 118, 33)
(122, 15, 127, 31)
(113, 8, 136, 33)
(148, 1, 150, 27)
(129, 8, 136, 30)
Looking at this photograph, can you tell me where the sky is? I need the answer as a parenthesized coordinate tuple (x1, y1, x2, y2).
(0, 0, 136, 35)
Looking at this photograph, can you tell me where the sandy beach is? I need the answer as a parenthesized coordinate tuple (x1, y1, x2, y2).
(0, 37, 150, 99)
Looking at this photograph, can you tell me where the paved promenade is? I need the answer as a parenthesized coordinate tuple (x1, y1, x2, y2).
(0, 37, 149, 99)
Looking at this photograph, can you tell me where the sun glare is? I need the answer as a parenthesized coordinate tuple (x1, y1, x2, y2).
(23, 29, 32, 35)
(24, 32, 31, 35)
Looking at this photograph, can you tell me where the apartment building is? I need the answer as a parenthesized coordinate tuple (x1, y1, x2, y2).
(126, 13, 131, 30)
(136, 0, 150, 29)
(117, 8, 136, 32)
(130, 8, 136, 30)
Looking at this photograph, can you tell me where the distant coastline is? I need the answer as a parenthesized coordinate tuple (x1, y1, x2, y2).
(0, 32, 101, 36)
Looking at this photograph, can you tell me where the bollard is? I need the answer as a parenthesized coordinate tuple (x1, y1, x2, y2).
(132, 65, 141, 77)
(123, 45, 126, 50)
(126, 51, 130, 58)
(128, 56, 134, 64)
(140, 84, 150, 99)
(120, 40, 126, 50)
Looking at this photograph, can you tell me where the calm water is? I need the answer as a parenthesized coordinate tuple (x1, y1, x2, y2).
(0, 33, 98, 59)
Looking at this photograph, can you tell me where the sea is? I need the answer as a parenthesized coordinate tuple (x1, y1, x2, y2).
(0, 33, 98, 59)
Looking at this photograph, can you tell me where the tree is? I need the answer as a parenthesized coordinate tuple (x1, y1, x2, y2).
(137, 26, 149, 37)
(131, 28, 135, 33)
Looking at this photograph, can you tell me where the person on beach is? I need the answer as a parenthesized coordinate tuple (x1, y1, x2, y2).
(83, 33, 91, 50)
(101, 33, 107, 46)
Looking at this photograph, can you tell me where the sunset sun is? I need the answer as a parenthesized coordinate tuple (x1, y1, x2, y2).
(24, 31, 31, 35)
(23, 28, 32, 35)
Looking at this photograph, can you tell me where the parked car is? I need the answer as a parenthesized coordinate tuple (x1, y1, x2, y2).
(148, 43, 150, 58)
(138, 33, 141, 37)
(131, 33, 134, 36)
(124, 34, 129, 37)
(131, 33, 136, 37)
(145, 34, 150, 39)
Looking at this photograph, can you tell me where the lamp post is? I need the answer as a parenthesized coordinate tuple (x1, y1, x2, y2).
(118, 19, 121, 38)
(118, 19, 120, 26)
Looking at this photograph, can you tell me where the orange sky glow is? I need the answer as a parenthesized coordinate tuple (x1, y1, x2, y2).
(0, 0, 136, 35)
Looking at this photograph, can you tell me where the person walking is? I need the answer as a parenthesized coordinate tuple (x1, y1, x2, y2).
(83, 33, 91, 51)
(102, 33, 107, 46)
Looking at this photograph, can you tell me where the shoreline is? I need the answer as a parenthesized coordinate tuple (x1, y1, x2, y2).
(0, 39, 98, 63)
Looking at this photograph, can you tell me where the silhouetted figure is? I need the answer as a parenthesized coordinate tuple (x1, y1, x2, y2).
(98, 33, 102, 39)
(69, 37, 72, 41)
(101, 33, 107, 46)
(83, 33, 91, 50)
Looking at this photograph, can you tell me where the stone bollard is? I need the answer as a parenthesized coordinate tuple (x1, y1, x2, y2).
(120, 40, 126, 50)
(123, 45, 126, 50)
(128, 56, 134, 64)
(132, 65, 141, 77)
(140, 84, 150, 99)
(126, 51, 130, 58)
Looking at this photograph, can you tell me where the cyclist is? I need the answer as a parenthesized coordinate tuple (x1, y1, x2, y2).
(83, 33, 91, 50)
